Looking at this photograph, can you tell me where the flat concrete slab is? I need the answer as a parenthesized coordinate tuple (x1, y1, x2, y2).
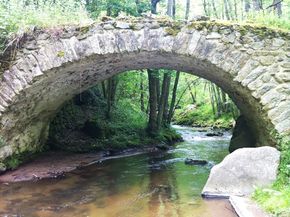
(229, 196, 271, 217)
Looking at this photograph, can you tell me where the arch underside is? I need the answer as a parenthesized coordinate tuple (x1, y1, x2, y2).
(0, 19, 289, 162)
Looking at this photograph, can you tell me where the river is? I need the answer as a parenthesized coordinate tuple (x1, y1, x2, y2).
(0, 126, 238, 217)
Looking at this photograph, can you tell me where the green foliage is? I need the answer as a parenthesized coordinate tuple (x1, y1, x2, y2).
(4, 157, 20, 170)
(0, 0, 91, 51)
(49, 86, 181, 152)
(253, 137, 290, 216)
(244, 12, 290, 31)
(174, 103, 234, 129)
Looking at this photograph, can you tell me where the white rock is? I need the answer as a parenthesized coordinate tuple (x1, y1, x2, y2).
(201, 146, 280, 198)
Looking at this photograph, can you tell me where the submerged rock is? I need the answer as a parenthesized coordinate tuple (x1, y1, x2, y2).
(184, 158, 208, 165)
(201, 146, 280, 198)
(205, 132, 223, 137)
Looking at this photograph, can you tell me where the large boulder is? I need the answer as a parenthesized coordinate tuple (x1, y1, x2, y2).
(201, 146, 280, 198)
(229, 115, 256, 153)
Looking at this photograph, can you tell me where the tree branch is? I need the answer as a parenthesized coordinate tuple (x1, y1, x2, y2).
(265, 0, 283, 10)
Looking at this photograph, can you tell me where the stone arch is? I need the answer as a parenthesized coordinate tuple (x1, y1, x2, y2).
(0, 17, 289, 162)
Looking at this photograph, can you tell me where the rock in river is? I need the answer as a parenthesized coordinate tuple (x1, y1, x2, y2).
(185, 158, 208, 165)
(201, 146, 280, 198)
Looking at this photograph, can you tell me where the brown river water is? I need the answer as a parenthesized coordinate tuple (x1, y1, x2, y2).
(0, 126, 238, 217)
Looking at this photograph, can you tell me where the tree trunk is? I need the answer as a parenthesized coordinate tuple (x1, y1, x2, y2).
(151, 0, 161, 14)
(185, 0, 190, 20)
(252, 0, 262, 11)
(172, 0, 176, 19)
(272, 0, 282, 16)
(233, 0, 238, 19)
(167, 0, 173, 17)
(203, 0, 209, 16)
(244, 0, 251, 12)
(140, 72, 145, 112)
(147, 69, 159, 134)
(167, 71, 180, 124)
(162, 74, 171, 125)
(106, 76, 118, 119)
(101, 81, 107, 98)
(211, 0, 218, 18)
(223, 0, 231, 20)
(157, 72, 170, 129)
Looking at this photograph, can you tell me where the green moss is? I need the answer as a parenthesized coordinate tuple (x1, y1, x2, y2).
(0, 136, 6, 148)
(3, 149, 42, 170)
(187, 20, 289, 40)
(165, 27, 179, 36)
(57, 51, 65, 57)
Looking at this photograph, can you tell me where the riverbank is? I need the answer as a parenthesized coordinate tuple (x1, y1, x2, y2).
(0, 146, 166, 183)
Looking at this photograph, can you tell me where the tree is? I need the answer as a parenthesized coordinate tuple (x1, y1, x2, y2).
(151, 0, 161, 14)
(270, 0, 283, 16)
(185, 0, 190, 20)
(244, 0, 251, 12)
(252, 0, 262, 11)
(157, 72, 171, 129)
(140, 72, 145, 112)
(147, 69, 159, 134)
(167, 71, 180, 124)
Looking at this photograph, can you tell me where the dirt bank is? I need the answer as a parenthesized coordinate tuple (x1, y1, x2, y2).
(0, 147, 159, 183)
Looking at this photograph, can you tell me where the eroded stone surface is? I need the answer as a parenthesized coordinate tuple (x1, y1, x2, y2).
(202, 147, 280, 198)
(0, 17, 289, 168)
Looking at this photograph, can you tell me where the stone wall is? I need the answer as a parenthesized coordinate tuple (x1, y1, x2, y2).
(0, 16, 289, 166)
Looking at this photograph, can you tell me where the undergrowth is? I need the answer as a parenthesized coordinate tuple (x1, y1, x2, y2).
(173, 103, 234, 129)
(0, 0, 91, 51)
(253, 137, 290, 217)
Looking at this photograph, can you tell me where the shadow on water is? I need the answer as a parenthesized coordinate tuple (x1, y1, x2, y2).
(0, 126, 237, 217)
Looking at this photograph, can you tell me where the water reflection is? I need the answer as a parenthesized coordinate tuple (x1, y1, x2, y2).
(0, 126, 237, 217)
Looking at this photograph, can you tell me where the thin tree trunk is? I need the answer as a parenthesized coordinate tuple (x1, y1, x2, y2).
(156, 74, 161, 105)
(226, 0, 235, 20)
(151, 0, 161, 14)
(211, 0, 218, 18)
(223, 0, 231, 20)
(140, 72, 145, 112)
(233, 0, 238, 19)
(162, 74, 171, 125)
(157, 73, 170, 129)
(209, 84, 216, 117)
(168, 71, 180, 124)
(253, 0, 262, 11)
(101, 81, 107, 98)
(203, 0, 209, 16)
(245, 0, 251, 12)
(106, 76, 118, 119)
(272, 0, 282, 16)
(185, 0, 190, 20)
(167, 0, 173, 17)
(172, 0, 176, 19)
(187, 81, 196, 104)
(147, 69, 159, 134)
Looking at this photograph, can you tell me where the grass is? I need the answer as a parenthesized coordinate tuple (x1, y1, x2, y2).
(253, 138, 290, 217)
(173, 103, 234, 129)
(0, 0, 91, 51)
(242, 12, 290, 31)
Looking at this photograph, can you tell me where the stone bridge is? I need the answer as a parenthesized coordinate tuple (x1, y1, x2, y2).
(0, 17, 289, 166)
